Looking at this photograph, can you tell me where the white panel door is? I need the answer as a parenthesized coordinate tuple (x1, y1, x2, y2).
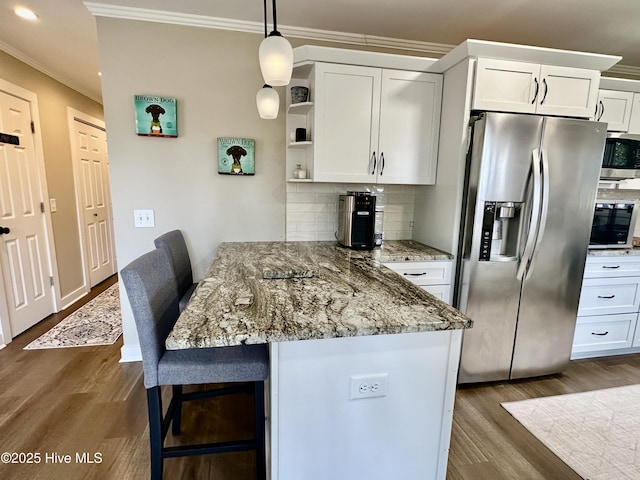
(377, 70, 442, 185)
(0, 90, 54, 336)
(72, 120, 115, 287)
(313, 63, 380, 183)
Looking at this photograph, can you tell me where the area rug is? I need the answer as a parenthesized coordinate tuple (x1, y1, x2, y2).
(502, 384, 640, 480)
(24, 284, 122, 350)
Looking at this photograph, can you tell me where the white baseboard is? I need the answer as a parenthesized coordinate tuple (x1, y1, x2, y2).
(59, 285, 89, 311)
(119, 344, 142, 363)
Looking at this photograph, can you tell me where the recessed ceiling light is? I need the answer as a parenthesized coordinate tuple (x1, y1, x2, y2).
(15, 7, 39, 21)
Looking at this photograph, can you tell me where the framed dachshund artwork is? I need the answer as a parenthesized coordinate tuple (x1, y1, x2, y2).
(217, 137, 255, 175)
(134, 95, 178, 137)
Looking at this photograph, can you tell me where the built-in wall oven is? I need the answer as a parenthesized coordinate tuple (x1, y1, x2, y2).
(589, 201, 638, 249)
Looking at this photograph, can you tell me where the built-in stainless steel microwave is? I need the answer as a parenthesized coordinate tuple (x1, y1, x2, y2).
(589, 201, 638, 249)
(600, 136, 640, 180)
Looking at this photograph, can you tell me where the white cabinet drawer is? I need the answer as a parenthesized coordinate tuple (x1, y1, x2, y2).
(383, 261, 452, 286)
(584, 258, 640, 278)
(572, 313, 636, 354)
(420, 284, 451, 305)
(578, 277, 640, 316)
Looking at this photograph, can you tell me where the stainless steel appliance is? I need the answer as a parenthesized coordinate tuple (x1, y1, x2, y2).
(337, 192, 378, 249)
(456, 112, 606, 383)
(589, 201, 637, 249)
(600, 136, 640, 180)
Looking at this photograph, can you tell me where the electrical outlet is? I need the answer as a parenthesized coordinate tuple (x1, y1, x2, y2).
(349, 373, 389, 400)
(134, 209, 155, 228)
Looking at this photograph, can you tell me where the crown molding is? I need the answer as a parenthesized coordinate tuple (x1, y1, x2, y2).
(0, 40, 102, 104)
(85, 2, 640, 79)
(84, 2, 455, 58)
(607, 64, 640, 80)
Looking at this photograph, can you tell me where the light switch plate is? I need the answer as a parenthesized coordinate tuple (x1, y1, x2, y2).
(134, 209, 155, 228)
(49, 198, 57, 213)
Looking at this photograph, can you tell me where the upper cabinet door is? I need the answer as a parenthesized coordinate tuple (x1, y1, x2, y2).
(473, 59, 599, 118)
(627, 93, 640, 135)
(594, 89, 634, 131)
(472, 58, 539, 113)
(313, 63, 381, 183)
(377, 70, 443, 185)
(536, 65, 600, 117)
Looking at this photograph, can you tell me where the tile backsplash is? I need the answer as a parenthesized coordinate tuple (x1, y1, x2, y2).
(286, 183, 416, 241)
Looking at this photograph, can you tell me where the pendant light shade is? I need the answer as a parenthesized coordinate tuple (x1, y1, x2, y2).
(256, 84, 279, 119)
(259, 33, 293, 86)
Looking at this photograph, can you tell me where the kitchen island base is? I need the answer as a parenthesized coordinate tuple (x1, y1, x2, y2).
(268, 329, 462, 480)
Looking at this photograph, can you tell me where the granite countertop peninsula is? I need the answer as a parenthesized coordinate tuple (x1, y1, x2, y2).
(166, 241, 470, 349)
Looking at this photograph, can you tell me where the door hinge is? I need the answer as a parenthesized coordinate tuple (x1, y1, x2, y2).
(31, 121, 35, 134)
(50, 276, 54, 286)
(40, 202, 45, 213)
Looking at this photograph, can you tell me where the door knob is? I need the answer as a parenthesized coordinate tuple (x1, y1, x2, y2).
(0, 227, 10, 235)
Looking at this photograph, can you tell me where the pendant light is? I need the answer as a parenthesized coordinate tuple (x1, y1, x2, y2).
(259, 0, 293, 86)
(256, 84, 279, 119)
(257, 0, 281, 119)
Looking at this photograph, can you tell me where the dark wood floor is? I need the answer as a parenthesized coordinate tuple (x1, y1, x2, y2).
(1, 278, 639, 479)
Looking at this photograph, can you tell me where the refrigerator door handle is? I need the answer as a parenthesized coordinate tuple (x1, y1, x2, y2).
(516, 149, 543, 280)
(525, 148, 550, 280)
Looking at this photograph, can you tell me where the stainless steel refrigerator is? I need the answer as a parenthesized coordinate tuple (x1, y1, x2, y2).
(456, 112, 606, 384)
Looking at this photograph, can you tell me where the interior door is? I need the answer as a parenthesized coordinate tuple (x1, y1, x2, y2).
(71, 119, 116, 287)
(0, 90, 54, 336)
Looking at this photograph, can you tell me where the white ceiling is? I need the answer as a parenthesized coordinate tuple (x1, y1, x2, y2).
(2, 0, 640, 104)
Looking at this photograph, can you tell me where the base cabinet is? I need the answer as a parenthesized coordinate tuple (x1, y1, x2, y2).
(383, 260, 453, 304)
(572, 256, 640, 359)
(269, 330, 461, 480)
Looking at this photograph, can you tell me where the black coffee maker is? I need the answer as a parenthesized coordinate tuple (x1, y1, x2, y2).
(336, 192, 381, 249)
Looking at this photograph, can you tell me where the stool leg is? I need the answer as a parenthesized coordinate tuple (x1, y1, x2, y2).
(147, 386, 164, 480)
(254, 381, 266, 480)
(171, 385, 183, 436)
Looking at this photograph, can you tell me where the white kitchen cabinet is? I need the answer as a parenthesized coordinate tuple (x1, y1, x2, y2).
(310, 63, 442, 185)
(572, 255, 640, 359)
(383, 260, 453, 304)
(593, 89, 634, 131)
(473, 58, 600, 118)
(572, 313, 636, 354)
(628, 93, 640, 135)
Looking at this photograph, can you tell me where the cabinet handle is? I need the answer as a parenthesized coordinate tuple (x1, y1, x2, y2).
(380, 152, 385, 175)
(597, 295, 615, 299)
(598, 100, 605, 120)
(591, 331, 609, 336)
(602, 265, 621, 269)
(540, 78, 548, 105)
(404, 272, 427, 276)
(371, 151, 377, 175)
(531, 78, 539, 104)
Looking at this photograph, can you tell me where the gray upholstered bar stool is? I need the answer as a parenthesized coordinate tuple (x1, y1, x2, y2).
(153, 230, 198, 312)
(120, 248, 268, 480)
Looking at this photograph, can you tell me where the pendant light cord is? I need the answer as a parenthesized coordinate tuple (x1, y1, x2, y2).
(263, 0, 268, 38)
(272, 0, 278, 33)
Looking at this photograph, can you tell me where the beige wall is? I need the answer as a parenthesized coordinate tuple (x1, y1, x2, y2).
(0, 50, 104, 299)
(94, 18, 441, 360)
(95, 19, 288, 359)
